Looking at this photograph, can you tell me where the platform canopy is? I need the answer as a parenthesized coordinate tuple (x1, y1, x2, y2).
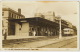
(8, 17, 69, 28)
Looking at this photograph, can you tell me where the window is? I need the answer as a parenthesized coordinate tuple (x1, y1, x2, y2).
(2, 12, 4, 16)
(20, 16, 21, 19)
(2, 20, 4, 27)
(64, 30, 67, 32)
(19, 16, 20, 19)
(18, 16, 19, 19)
(16, 15, 17, 19)
(68, 30, 69, 32)
(9, 12, 11, 17)
(15, 15, 16, 19)
(12, 13, 13, 18)
(17, 16, 19, 19)
(14, 14, 16, 19)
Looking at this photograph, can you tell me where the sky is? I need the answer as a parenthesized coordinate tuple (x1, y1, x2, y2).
(2, 1, 79, 27)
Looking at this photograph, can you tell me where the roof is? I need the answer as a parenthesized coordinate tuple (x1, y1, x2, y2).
(8, 17, 59, 27)
(8, 17, 70, 28)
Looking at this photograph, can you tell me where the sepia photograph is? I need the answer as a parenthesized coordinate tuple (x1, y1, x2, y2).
(2, 1, 79, 50)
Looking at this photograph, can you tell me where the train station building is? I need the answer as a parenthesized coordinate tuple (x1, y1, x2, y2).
(2, 7, 77, 40)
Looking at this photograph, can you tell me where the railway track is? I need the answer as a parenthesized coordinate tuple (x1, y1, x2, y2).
(39, 37, 77, 48)
(59, 38, 77, 48)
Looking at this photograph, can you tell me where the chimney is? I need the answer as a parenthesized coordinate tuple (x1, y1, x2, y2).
(18, 8, 21, 14)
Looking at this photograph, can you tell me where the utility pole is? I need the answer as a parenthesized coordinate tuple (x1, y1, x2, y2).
(59, 16, 62, 39)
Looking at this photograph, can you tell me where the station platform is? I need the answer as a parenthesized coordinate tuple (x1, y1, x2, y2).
(3, 36, 77, 48)
(3, 36, 58, 45)
(2, 36, 46, 40)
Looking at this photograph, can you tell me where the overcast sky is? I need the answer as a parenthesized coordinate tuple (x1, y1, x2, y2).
(2, 1, 79, 27)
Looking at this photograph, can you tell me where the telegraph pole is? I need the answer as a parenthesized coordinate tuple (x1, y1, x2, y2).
(59, 17, 62, 39)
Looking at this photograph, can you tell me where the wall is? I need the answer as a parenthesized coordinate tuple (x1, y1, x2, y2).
(2, 19, 8, 36)
(3, 11, 9, 17)
(2, 11, 9, 30)
(44, 12, 55, 22)
(15, 22, 29, 37)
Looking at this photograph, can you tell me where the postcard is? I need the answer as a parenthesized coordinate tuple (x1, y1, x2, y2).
(1, 1, 79, 51)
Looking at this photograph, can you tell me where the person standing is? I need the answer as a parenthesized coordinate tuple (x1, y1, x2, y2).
(32, 30, 36, 36)
(3, 29, 7, 40)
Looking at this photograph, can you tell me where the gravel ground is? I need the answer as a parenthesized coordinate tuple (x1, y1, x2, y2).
(3, 36, 77, 48)
(40, 37, 77, 48)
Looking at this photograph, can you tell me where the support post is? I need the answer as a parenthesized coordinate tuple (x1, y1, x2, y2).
(59, 17, 62, 39)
